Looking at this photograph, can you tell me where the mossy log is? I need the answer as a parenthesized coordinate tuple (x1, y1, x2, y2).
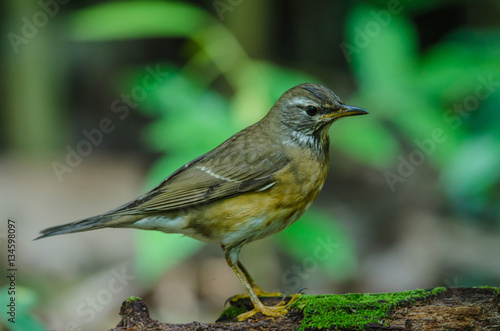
(110, 287, 500, 330)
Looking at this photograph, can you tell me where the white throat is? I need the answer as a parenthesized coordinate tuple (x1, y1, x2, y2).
(283, 129, 322, 151)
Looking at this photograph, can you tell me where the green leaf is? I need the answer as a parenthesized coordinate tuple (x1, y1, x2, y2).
(136, 67, 235, 151)
(419, 31, 500, 103)
(347, 5, 418, 94)
(69, 1, 212, 41)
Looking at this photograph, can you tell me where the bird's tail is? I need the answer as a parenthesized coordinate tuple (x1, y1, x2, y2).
(35, 213, 140, 240)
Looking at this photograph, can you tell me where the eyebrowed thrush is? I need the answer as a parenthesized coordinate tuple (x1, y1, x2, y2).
(38, 83, 368, 320)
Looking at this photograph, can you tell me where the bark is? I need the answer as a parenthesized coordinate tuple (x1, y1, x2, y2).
(109, 287, 500, 330)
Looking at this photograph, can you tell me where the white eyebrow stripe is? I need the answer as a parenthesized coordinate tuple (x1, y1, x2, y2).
(197, 166, 238, 182)
(287, 96, 315, 108)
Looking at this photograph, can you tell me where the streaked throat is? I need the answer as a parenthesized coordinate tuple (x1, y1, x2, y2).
(283, 129, 329, 156)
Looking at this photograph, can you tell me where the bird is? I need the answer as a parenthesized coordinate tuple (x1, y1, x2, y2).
(37, 83, 368, 320)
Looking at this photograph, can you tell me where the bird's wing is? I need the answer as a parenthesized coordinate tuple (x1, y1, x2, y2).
(113, 146, 289, 214)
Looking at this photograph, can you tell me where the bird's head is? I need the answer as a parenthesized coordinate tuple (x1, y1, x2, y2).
(270, 83, 368, 151)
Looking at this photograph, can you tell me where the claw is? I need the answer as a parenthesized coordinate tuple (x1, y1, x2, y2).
(224, 296, 234, 307)
(236, 292, 303, 321)
(297, 288, 307, 295)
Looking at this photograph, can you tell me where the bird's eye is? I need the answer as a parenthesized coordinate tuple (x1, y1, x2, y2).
(305, 106, 318, 116)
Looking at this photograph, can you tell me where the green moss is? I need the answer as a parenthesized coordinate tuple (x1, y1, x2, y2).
(476, 286, 500, 294)
(430, 286, 446, 295)
(292, 287, 446, 330)
(216, 288, 448, 329)
(125, 296, 143, 303)
(217, 306, 248, 321)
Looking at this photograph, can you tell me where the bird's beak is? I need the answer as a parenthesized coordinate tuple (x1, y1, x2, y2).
(320, 104, 369, 121)
(338, 105, 369, 117)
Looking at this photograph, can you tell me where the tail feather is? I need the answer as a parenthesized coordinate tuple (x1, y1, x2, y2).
(35, 214, 140, 240)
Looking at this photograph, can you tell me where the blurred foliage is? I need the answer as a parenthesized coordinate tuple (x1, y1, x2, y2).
(0, 285, 46, 331)
(64, 0, 500, 288)
(346, 4, 500, 223)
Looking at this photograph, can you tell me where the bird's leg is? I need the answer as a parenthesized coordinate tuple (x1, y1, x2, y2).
(234, 261, 283, 298)
(223, 245, 300, 320)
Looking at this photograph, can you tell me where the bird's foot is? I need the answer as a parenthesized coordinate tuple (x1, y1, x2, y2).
(255, 288, 285, 297)
(227, 288, 284, 304)
(236, 291, 303, 321)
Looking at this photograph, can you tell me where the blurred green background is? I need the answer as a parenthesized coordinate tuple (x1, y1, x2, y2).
(1, 0, 500, 330)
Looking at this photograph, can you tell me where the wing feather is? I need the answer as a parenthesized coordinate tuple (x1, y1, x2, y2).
(112, 144, 289, 214)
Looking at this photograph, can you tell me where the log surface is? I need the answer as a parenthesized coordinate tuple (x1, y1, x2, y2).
(109, 287, 500, 330)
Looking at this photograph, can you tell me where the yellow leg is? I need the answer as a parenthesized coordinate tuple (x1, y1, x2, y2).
(223, 245, 301, 321)
(226, 261, 283, 302)
(238, 261, 284, 297)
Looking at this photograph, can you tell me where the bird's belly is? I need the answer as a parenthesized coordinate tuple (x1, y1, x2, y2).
(185, 195, 309, 246)
(184, 164, 326, 246)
